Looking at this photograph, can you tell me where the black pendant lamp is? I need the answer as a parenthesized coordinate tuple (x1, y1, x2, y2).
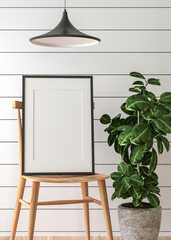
(30, 1, 100, 47)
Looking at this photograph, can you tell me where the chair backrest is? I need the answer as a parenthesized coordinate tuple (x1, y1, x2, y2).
(12, 101, 23, 175)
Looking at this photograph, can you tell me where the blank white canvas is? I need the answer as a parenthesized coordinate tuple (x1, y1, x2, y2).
(23, 77, 93, 174)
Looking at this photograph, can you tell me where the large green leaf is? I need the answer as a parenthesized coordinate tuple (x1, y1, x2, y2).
(113, 182, 118, 188)
(134, 86, 146, 91)
(105, 116, 122, 133)
(147, 193, 160, 207)
(145, 90, 156, 99)
(107, 134, 116, 147)
(156, 138, 163, 154)
(114, 138, 122, 154)
(151, 186, 160, 195)
(122, 192, 131, 199)
(144, 177, 158, 187)
(130, 147, 144, 165)
(148, 78, 161, 86)
(115, 184, 127, 198)
(104, 124, 115, 134)
(151, 172, 158, 181)
(141, 139, 153, 152)
(110, 172, 122, 181)
(121, 102, 135, 116)
(133, 197, 142, 207)
(140, 166, 149, 177)
(124, 116, 137, 125)
(131, 123, 151, 145)
(161, 136, 170, 152)
(126, 95, 151, 111)
(129, 186, 142, 199)
(142, 152, 152, 165)
(160, 92, 171, 103)
(154, 109, 170, 118)
(141, 191, 147, 200)
(130, 174, 143, 186)
(148, 148, 158, 175)
(112, 114, 121, 121)
(130, 72, 146, 79)
(125, 164, 134, 176)
(118, 127, 133, 146)
(111, 192, 116, 201)
(121, 145, 130, 163)
(163, 102, 171, 111)
(121, 177, 131, 189)
(129, 87, 140, 93)
(118, 162, 127, 175)
(111, 117, 121, 127)
(132, 80, 144, 86)
(141, 113, 154, 121)
(114, 125, 132, 132)
(100, 114, 111, 124)
(153, 117, 171, 134)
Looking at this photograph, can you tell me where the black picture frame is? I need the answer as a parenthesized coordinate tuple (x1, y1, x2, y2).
(22, 75, 94, 175)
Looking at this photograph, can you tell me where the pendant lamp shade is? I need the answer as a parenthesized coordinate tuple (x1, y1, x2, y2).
(30, 10, 101, 47)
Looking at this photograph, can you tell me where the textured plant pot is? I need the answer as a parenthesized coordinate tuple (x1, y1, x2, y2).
(118, 203, 162, 240)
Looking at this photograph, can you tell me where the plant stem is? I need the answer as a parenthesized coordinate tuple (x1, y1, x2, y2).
(137, 164, 141, 176)
(145, 78, 148, 87)
(137, 111, 141, 176)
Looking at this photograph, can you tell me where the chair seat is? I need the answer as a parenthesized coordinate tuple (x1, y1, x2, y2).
(23, 173, 109, 183)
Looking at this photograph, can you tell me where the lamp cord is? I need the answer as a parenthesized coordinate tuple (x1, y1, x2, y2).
(64, 0, 66, 9)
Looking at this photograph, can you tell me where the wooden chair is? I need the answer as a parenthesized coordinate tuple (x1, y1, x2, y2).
(10, 101, 113, 240)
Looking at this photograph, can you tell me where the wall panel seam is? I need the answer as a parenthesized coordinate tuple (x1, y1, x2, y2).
(2, 52, 171, 54)
(1, 7, 171, 9)
(2, 29, 171, 32)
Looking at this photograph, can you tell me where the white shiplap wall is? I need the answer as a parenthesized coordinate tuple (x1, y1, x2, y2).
(0, 0, 171, 237)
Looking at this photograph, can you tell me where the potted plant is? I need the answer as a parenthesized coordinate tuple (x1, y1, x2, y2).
(100, 72, 171, 240)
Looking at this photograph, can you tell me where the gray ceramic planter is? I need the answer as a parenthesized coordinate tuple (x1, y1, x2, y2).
(118, 203, 162, 240)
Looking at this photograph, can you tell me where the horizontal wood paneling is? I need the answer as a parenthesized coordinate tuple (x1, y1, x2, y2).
(0, 187, 170, 209)
(97, 165, 171, 187)
(94, 98, 171, 119)
(0, 98, 124, 119)
(94, 98, 124, 119)
(1, 54, 171, 74)
(2, 31, 171, 53)
(1, 9, 171, 30)
(93, 75, 171, 97)
(0, 141, 170, 165)
(0, 165, 170, 187)
(0, 76, 21, 97)
(0, 121, 18, 141)
(0, 142, 169, 165)
(0, 85, 169, 120)
(0, 210, 117, 232)
(6, 93, 168, 121)
(0, 98, 21, 119)
(0, 209, 170, 232)
(94, 121, 171, 142)
(95, 143, 171, 165)
(0, 143, 18, 164)
(0, 75, 169, 97)
(1, 0, 171, 236)
(0, 120, 170, 143)
(1, 0, 171, 8)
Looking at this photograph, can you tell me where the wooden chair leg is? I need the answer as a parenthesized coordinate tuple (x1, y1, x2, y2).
(81, 182, 90, 240)
(10, 176, 26, 240)
(27, 182, 40, 240)
(98, 180, 113, 240)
